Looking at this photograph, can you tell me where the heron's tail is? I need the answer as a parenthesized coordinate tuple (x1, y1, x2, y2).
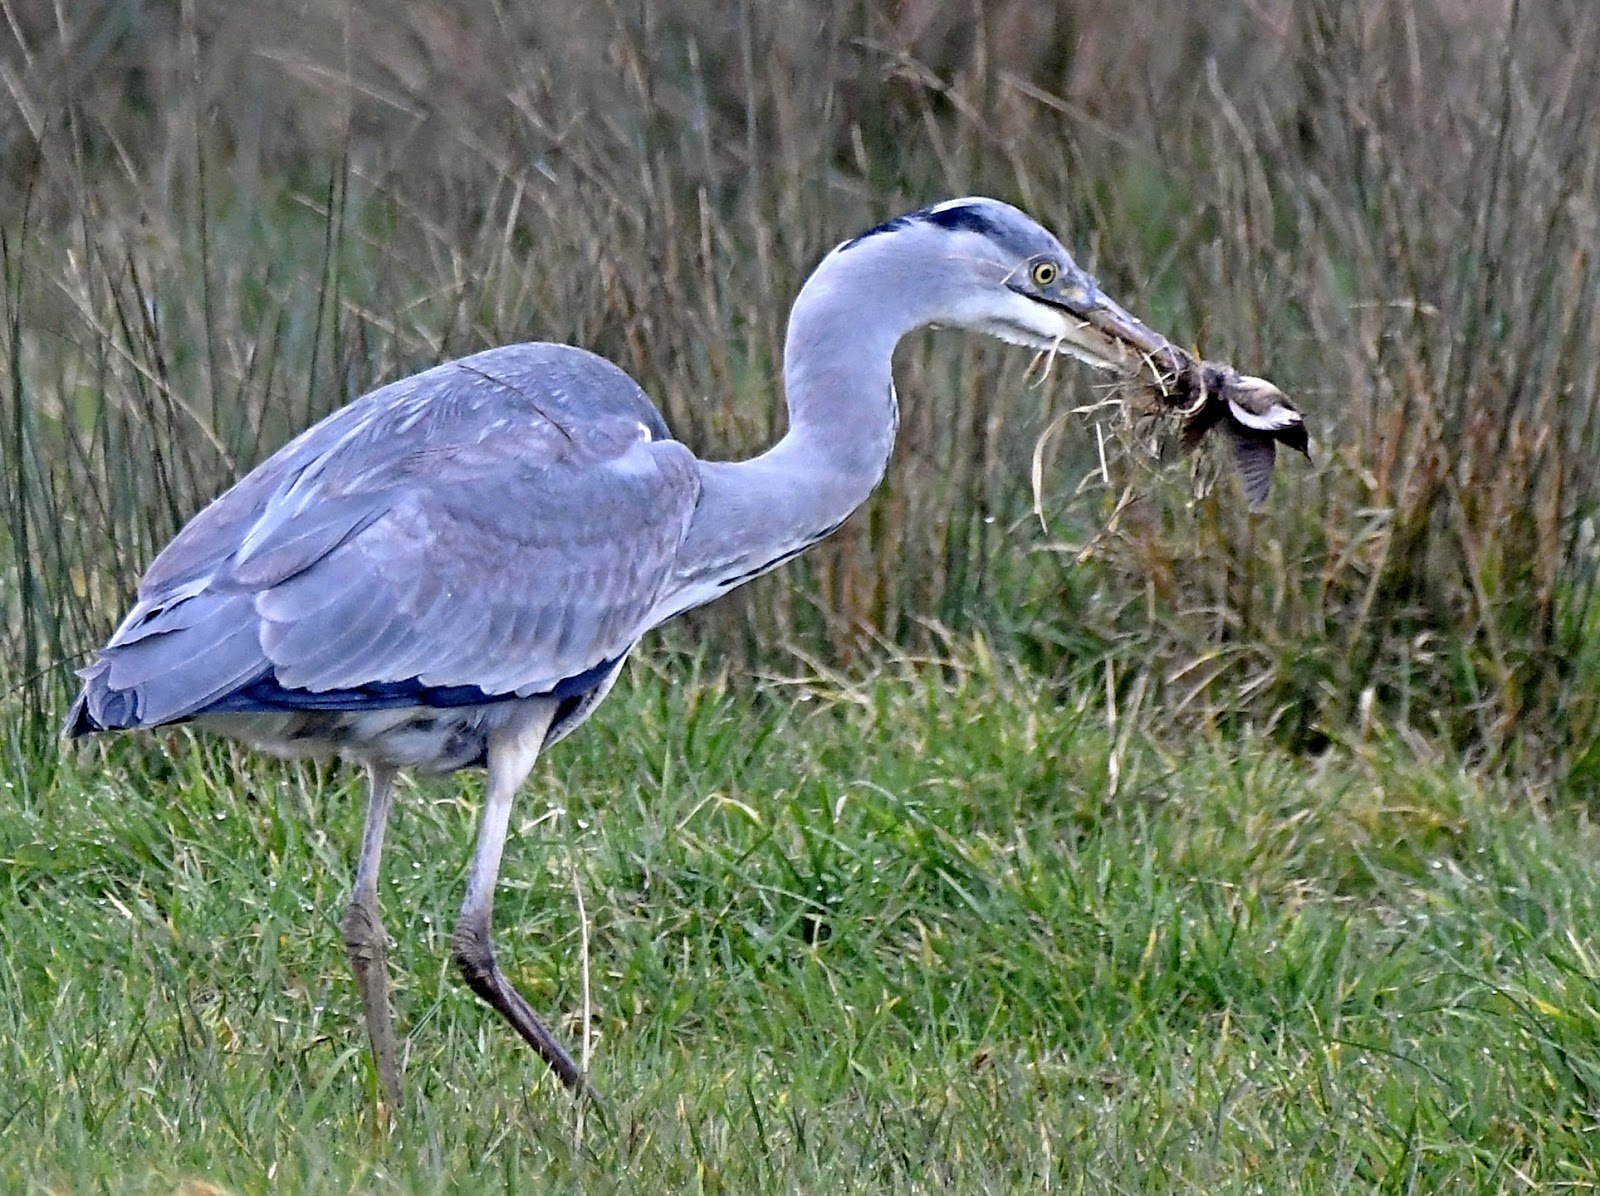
(62, 678, 127, 738)
(63, 586, 269, 737)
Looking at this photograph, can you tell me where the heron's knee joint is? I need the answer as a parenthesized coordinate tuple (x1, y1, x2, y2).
(451, 921, 496, 987)
(341, 901, 385, 956)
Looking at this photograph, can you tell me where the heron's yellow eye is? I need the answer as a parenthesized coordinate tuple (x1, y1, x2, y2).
(1030, 261, 1059, 288)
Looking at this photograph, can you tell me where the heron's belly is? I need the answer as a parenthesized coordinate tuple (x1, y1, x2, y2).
(198, 704, 524, 772)
(193, 657, 625, 772)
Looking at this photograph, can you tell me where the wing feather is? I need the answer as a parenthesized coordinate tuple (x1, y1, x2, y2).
(273, 593, 406, 689)
(255, 437, 698, 701)
(266, 582, 390, 676)
(95, 596, 265, 725)
(227, 492, 393, 589)
(72, 344, 702, 730)
(1226, 397, 1302, 433)
(1226, 427, 1278, 509)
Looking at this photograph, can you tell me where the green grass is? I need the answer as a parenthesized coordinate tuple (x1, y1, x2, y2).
(6, 7, 1599, 1189)
(4, 650, 1598, 1192)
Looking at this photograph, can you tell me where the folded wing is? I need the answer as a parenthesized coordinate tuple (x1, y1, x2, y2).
(69, 345, 700, 732)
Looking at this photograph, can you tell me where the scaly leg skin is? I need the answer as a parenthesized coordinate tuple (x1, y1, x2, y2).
(450, 702, 599, 1101)
(342, 762, 404, 1112)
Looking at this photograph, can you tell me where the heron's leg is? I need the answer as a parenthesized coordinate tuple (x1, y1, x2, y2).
(450, 704, 592, 1095)
(341, 761, 404, 1110)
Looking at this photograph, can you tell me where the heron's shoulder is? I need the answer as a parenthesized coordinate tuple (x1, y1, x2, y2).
(137, 343, 673, 595)
(432, 343, 672, 441)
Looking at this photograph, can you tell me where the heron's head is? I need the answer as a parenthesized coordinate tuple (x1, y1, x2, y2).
(812, 197, 1171, 371)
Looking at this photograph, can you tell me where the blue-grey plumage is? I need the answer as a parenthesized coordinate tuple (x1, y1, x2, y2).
(69, 343, 697, 762)
(66, 197, 1242, 1109)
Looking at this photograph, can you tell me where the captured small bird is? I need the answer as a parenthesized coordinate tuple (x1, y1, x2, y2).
(1174, 364, 1309, 508)
(66, 197, 1302, 1108)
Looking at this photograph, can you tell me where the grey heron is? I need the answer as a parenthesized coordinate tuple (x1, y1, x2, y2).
(66, 197, 1302, 1108)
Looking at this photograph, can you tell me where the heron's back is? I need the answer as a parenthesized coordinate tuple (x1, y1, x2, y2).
(68, 343, 701, 765)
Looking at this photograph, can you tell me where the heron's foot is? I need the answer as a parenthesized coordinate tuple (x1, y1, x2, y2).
(342, 899, 404, 1112)
(450, 918, 597, 1100)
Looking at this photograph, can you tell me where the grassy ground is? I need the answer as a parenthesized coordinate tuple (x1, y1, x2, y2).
(3, 649, 1598, 1192)
(5, 7, 1599, 1191)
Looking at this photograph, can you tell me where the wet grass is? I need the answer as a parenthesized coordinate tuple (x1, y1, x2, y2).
(4, 652, 1599, 1192)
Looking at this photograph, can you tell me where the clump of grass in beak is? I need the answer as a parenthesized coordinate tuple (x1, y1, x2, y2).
(1027, 323, 1306, 523)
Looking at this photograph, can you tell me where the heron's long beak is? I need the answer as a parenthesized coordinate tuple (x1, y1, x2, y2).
(1031, 271, 1186, 377)
(1079, 291, 1179, 367)
(1033, 268, 1308, 505)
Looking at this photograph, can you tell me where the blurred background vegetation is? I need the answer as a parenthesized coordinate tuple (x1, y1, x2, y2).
(2, 0, 1598, 784)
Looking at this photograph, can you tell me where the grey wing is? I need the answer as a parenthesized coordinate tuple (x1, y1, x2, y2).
(252, 434, 700, 698)
(70, 344, 700, 730)
(1225, 425, 1277, 509)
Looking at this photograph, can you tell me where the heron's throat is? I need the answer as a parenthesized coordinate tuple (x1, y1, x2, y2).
(777, 260, 912, 501)
(688, 352, 899, 587)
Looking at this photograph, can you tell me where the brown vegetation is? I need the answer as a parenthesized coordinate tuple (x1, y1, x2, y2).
(3, 0, 1598, 779)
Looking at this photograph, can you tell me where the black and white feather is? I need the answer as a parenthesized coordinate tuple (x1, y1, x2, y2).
(1179, 370, 1310, 508)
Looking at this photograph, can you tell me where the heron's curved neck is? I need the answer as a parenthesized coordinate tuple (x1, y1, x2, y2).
(674, 243, 930, 596)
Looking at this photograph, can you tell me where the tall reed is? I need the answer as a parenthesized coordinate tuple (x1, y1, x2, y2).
(3, 0, 1596, 778)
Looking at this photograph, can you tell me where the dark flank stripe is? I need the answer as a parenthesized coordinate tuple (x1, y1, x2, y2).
(197, 654, 622, 714)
